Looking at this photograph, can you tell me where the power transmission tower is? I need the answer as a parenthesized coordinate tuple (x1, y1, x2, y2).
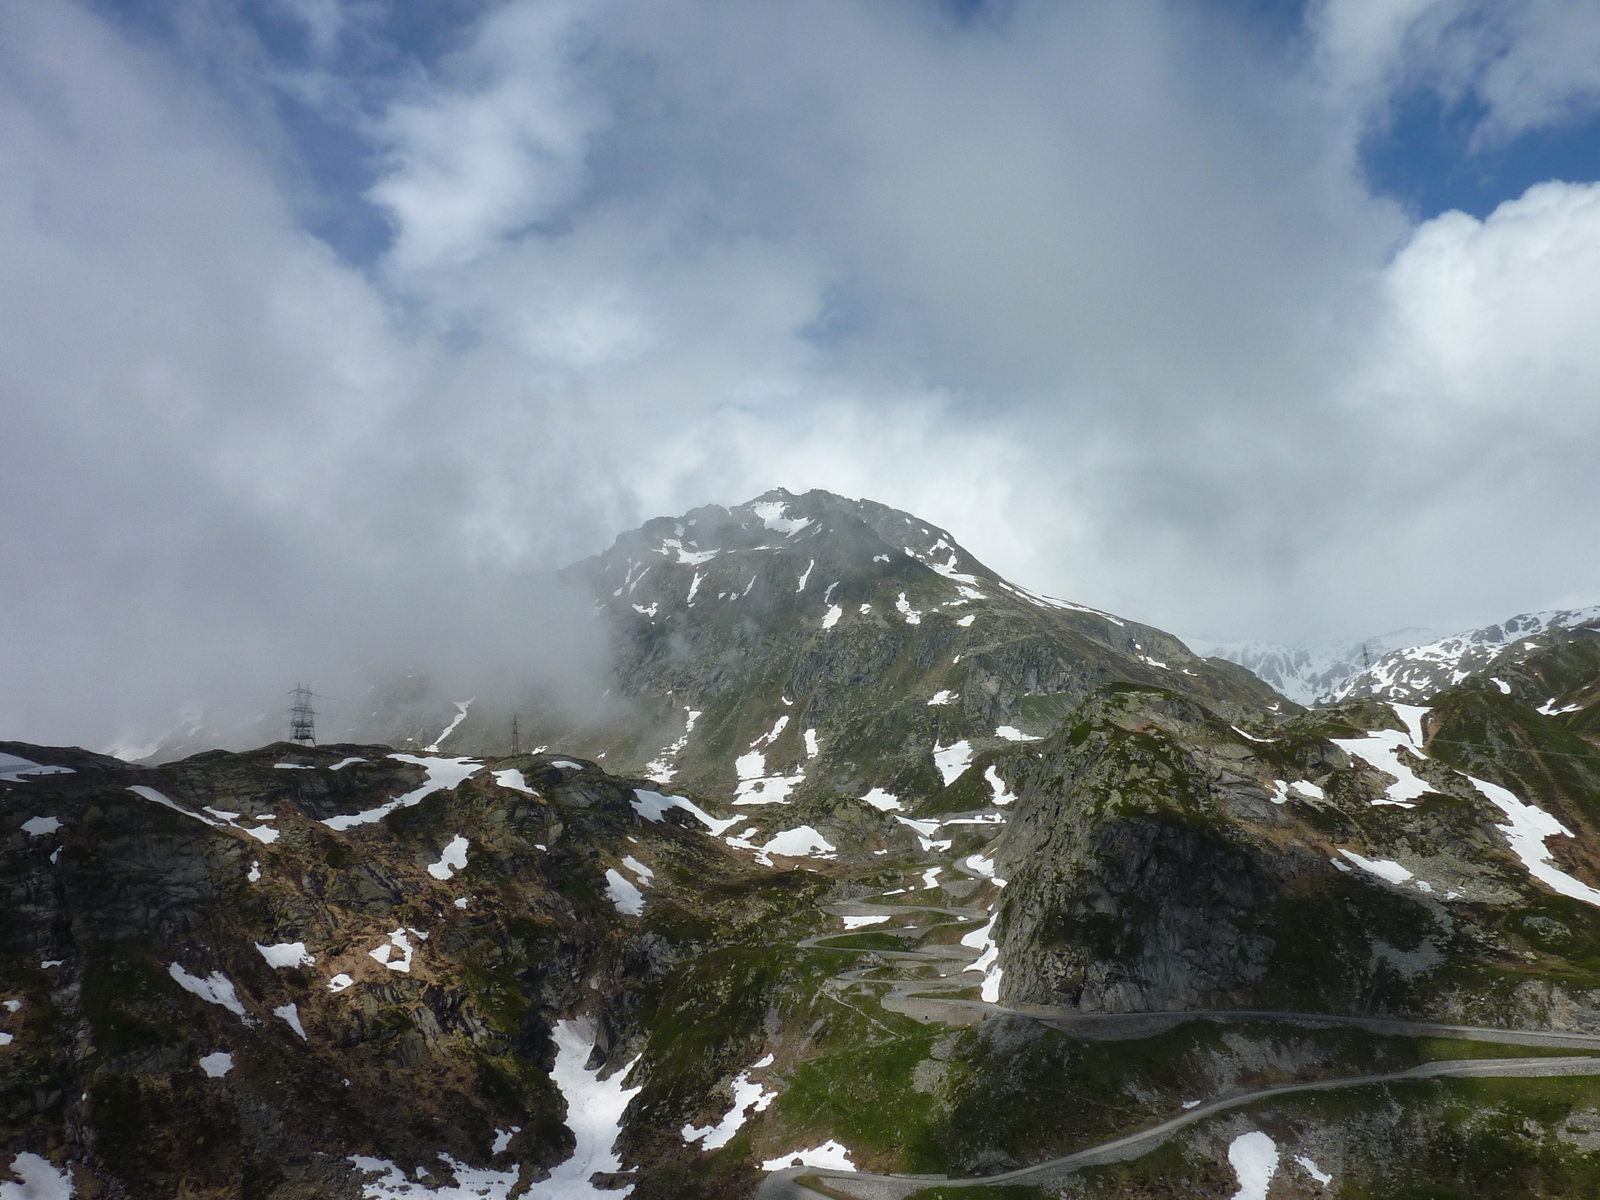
(1361, 643, 1371, 670)
(511, 714, 520, 755)
(290, 684, 316, 746)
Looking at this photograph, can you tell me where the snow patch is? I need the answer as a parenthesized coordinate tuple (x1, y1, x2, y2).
(349, 1155, 518, 1200)
(860, 788, 902, 812)
(760, 1141, 856, 1173)
(960, 914, 1003, 1002)
(631, 788, 742, 836)
(841, 915, 889, 929)
(751, 715, 789, 748)
(542, 1021, 641, 1196)
(330, 757, 367, 771)
(1329, 723, 1433, 807)
(821, 605, 843, 629)
(255, 942, 315, 969)
(997, 580, 1125, 625)
(274, 1003, 307, 1040)
(202, 804, 281, 844)
(957, 614, 975, 627)
(894, 816, 952, 852)
(927, 690, 956, 706)
(426, 700, 473, 753)
(605, 870, 645, 916)
(681, 1061, 776, 1149)
(324, 756, 481, 830)
(168, 964, 247, 1017)
(1225, 1131, 1278, 1200)
(1469, 774, 1600, 908)
(0, 1152, 74, 1200)
(491, 1127, 520, 1155)
(1294, 1154, 1333, 1185)
(761, 826, 836, 859)
(796, 559, 815, 592)
(994, 726, 1039, 742)
(491, 769, 538, 795)
(933, 740, 973, 786)
(732, 740, 805, 805)
(0, 754, 74, 783)
(962, 854, 1006, 885)
(130, 785, 222, 829)
(750, 500, 812, 535)
(1338, 850, 1416, 887)
(427, 836, 470, 880)
(199, 1052, 233, 1078)
(984, 765, 1016, 806)
(644, 708, 701, 782)
(895, 593, 922, 624)
(328, 974, 354, 993)
(21, 816, 61, 836)
(368, 929, 423, 973)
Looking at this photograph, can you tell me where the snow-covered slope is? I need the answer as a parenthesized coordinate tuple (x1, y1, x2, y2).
(1193, 629, 1441, 706)
(1328, 606, 1600, 704)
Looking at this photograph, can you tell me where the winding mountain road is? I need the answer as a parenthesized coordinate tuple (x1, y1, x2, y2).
(757, 859, 1600, 1200)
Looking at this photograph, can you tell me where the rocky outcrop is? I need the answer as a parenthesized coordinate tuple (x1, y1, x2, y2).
(993, 688, 1600, 1023)
(0, 739, 819, 1198)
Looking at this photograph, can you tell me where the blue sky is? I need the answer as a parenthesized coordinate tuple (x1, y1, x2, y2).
(5, 0, 1600, 744)
(94, 0, 1600, 257)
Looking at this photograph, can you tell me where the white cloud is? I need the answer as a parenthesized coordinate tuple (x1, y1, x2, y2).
(1314, 0, 1600, 147)
(1374, 180, 1600, 420)
(5, 0, 1600, 746)
(369, 0, 608, 272)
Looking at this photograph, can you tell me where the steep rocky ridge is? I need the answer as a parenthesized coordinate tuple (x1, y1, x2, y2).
(12, 496, 1600, 1198)
(991, 687, 1600, 1026)
(438, 490, 1281, 845)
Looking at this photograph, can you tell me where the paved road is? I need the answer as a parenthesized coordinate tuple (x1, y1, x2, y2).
(756, 1054, 1600, 1199)
(756, 863, 1600, 1199)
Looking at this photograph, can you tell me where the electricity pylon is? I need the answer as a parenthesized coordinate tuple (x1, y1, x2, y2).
(290, 684, 316, 746)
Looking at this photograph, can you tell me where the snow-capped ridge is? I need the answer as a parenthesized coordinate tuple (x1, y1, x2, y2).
(1328, 605, 1600, 704)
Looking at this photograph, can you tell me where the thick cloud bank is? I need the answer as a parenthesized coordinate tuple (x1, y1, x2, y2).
(2, 0, 1599, 748)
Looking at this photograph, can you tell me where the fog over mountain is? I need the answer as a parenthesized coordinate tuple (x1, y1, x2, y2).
(5, 0, 1600, 749)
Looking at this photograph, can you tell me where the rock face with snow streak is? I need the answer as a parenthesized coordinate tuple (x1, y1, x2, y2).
(430, 489, 1281, 863)
(994, 686, 1600, 1020)
(0, 739, 819, 1200)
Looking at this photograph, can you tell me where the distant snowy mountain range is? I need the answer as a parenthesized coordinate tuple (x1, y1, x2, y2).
(1201, 605, 1600, 705)
(1191, 628, 1444, 706)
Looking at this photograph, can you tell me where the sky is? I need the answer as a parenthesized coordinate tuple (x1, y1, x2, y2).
(4, 0, 1600, 748)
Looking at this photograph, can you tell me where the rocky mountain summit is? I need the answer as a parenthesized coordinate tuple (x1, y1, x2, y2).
(8, 491, 1600, 1199)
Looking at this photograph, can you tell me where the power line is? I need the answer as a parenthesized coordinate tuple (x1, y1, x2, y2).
(1423, 738, 1600, 765)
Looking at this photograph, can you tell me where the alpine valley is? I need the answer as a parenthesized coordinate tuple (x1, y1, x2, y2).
(8, 489, 1600, 1200)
